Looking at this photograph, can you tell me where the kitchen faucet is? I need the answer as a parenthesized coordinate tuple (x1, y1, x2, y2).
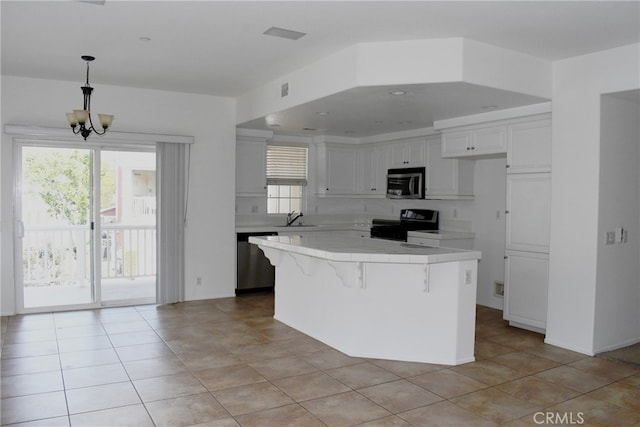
(286, 210, 303, 226)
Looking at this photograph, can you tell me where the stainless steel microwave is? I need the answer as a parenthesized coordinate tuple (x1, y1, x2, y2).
(386, 167, 425, 199)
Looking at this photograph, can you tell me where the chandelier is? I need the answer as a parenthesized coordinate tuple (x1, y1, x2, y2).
(65, 55, 114, 140)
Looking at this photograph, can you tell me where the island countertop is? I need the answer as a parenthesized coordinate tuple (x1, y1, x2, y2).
(249, 233, 480, 365)
(249, 234, 481, 264)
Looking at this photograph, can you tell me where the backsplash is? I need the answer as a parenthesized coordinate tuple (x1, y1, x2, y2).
(235, 194, 474, 231)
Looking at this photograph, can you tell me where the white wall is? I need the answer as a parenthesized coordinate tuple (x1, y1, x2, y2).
(237, 38, 551, 126)
(594, 92, 640, 352)
(1, 76, 237, 315)
(547, 43, 640, 355)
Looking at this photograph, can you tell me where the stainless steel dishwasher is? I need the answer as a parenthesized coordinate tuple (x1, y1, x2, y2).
(236, 232, 277, 294)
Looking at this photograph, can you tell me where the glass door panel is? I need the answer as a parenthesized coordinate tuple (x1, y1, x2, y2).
(100, 150, 156, 304)
(20, 146, 94, 308)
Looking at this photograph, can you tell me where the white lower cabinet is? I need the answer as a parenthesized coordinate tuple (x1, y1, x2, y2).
(504, 250, 549, 332)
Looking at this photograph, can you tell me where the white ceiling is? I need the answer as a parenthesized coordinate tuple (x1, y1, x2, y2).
(239, 82, 550, 137)
(2, 1, 639, 136)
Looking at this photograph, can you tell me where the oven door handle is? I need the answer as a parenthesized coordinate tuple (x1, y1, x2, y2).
(408, 176, 416, 194)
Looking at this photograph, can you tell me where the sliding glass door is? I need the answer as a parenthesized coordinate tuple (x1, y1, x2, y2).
(100, 150, 156, 304)
(19, 146, 95, 308)
(16, 143, 156, 312)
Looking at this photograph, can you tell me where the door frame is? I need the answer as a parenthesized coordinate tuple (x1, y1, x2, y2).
(2, 125, 192, 316)
(14, 141, 160, 313)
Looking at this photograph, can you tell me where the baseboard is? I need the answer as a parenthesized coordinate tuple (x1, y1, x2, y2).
(543, 337, 594, 356)
(595, 336, 640, 354)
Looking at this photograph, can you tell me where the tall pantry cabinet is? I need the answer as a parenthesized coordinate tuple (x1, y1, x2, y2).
(503, 117, 552, 332)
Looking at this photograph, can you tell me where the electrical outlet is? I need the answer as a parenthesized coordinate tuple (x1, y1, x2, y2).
(196, 277, 202, 285)
(464, 270, 472, 285)
(251, 205, 258, 213)
(281, 82, 289, 97)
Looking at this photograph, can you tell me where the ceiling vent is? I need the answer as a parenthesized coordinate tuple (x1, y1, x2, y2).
(263, 27, 306, 41)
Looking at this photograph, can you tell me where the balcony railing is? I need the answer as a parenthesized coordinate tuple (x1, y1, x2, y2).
(22, 224, 156, 287)
(131, 196, 156, 217)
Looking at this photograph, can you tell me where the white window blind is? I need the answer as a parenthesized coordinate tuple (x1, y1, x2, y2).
(266, 145, 308, 186)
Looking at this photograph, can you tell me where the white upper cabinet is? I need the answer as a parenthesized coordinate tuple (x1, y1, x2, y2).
(236, 138, 267, 196)
(316, 143, 358, 196)
(507, 119, 552, 173)
(358, 143, 391, 196)
(441, 125, 507, 158)
(505, 172, 552, 253)
(390, 138, 426, 167)
(425, 136, 474, 199)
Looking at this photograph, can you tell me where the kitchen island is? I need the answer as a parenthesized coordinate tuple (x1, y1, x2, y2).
(249, 234, 481, 365)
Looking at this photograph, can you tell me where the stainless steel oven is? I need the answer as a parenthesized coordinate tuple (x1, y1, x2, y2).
(370, 209, 439, 241)
(386, 167, 425, 199)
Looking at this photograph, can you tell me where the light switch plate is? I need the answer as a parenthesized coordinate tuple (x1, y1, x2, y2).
(606, 231, 616, 245)
(615, 227, 623, 243)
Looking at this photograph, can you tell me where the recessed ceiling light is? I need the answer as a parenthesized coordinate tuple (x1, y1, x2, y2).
(139, 36, 152, 42)
(481, 105, 499, 110)
(316, 111, 329, 116)
(389, 90, 407, 96)
(263, 27, 306, 41)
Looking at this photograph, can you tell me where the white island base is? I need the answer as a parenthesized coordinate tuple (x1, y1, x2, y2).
(250, 235, 481, 366)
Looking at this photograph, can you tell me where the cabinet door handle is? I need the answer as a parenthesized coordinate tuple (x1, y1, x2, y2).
(466, 147, 471, 151)
(504, 255, 508, 259)
(505, 210, 510, 214)
(471, 146, 475, 150)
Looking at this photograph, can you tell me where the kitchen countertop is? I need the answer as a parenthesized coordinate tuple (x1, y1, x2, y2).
(236, 223, 367, 233)
(249, 234, 481, 264)
(407, 230, 475, 240)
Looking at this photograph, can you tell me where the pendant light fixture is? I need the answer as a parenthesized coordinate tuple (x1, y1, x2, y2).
(66, 55, 114, 140)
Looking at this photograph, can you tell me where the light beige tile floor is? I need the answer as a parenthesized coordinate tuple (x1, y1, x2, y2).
(1, 294, 639, 426)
